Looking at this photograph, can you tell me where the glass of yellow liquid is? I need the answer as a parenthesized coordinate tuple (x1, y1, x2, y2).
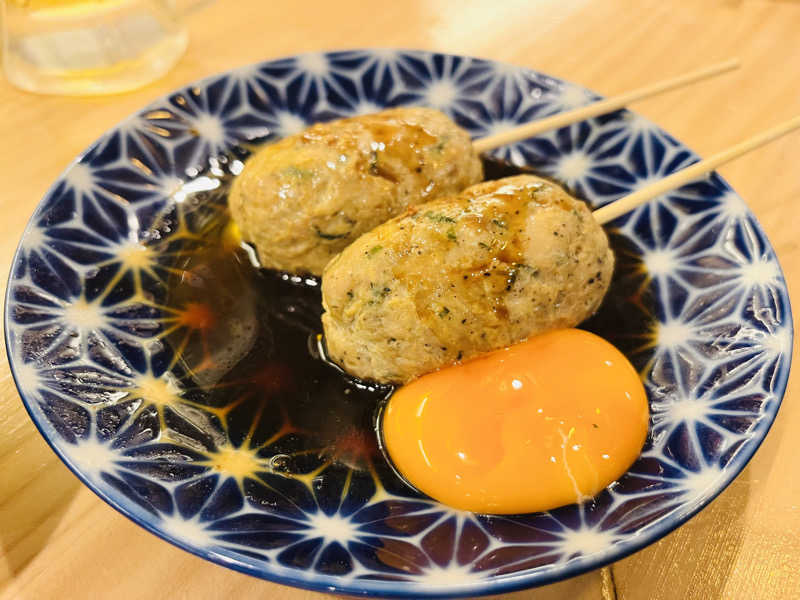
(1, 0, 202, 95)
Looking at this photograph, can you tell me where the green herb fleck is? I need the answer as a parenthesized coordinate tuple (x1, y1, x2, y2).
(431, 136, 449, 153)
(446, 228, 457, 242)
(505, 269, 518, 291)
(492, 218, 508, 229)
(527, 184, 548, 201)
(372, 285, 392, 299)
(515, 262, 540, 278)
(367, 245, 383, 257)
(438, 306, 450, 318)
(283, 165, 313, 179)
(425, 211, 456, 223)
(478, 241, 490, 249)
(369, 151, 379, 175)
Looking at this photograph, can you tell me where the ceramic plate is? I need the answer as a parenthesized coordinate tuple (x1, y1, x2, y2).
(4, 50, 792, 598)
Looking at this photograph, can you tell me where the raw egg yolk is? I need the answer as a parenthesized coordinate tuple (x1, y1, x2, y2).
(381, 329, 648, 514)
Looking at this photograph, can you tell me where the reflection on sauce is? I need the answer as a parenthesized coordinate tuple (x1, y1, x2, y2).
(381, 329, 649, 514)
(165, 240, 386, 467)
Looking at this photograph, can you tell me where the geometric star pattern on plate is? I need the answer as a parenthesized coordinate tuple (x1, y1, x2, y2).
(5, 50, 791, 598)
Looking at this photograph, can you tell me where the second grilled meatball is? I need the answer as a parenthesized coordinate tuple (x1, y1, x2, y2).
(228, 107, 482, 275)
(321, 175, 614, 384)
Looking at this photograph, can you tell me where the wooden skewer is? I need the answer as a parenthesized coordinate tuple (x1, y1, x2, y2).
(592, 114, 800, 225)
(472, 58, 740, 154)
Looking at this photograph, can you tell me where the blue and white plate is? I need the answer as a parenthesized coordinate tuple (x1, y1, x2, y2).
(4, 50, 792, 598)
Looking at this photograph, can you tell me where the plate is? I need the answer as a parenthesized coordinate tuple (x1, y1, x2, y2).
(4, 50, 792, 598)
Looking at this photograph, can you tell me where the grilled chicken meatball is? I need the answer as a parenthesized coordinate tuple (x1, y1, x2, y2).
(321, 175, 613, 384)
(228, 107, 482, 275)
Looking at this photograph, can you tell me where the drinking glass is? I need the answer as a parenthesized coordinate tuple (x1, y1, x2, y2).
(2, 0, 205, 95)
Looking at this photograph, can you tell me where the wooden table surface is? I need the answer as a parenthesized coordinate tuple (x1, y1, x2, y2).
(1, 1, 799, 598)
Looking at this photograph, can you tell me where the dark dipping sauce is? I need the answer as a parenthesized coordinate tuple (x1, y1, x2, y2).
(156, 154, 655, 492)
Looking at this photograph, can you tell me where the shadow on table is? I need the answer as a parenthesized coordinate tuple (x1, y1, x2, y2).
(0, 388, 82, 578)
(332, 565, 605, 600)
(478, 568, 604, 600)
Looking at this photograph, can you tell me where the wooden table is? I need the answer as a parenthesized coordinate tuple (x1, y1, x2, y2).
(1, 1, 798, 598)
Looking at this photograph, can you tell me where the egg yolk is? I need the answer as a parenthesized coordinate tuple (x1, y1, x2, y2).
(381, 328, 649, 514)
